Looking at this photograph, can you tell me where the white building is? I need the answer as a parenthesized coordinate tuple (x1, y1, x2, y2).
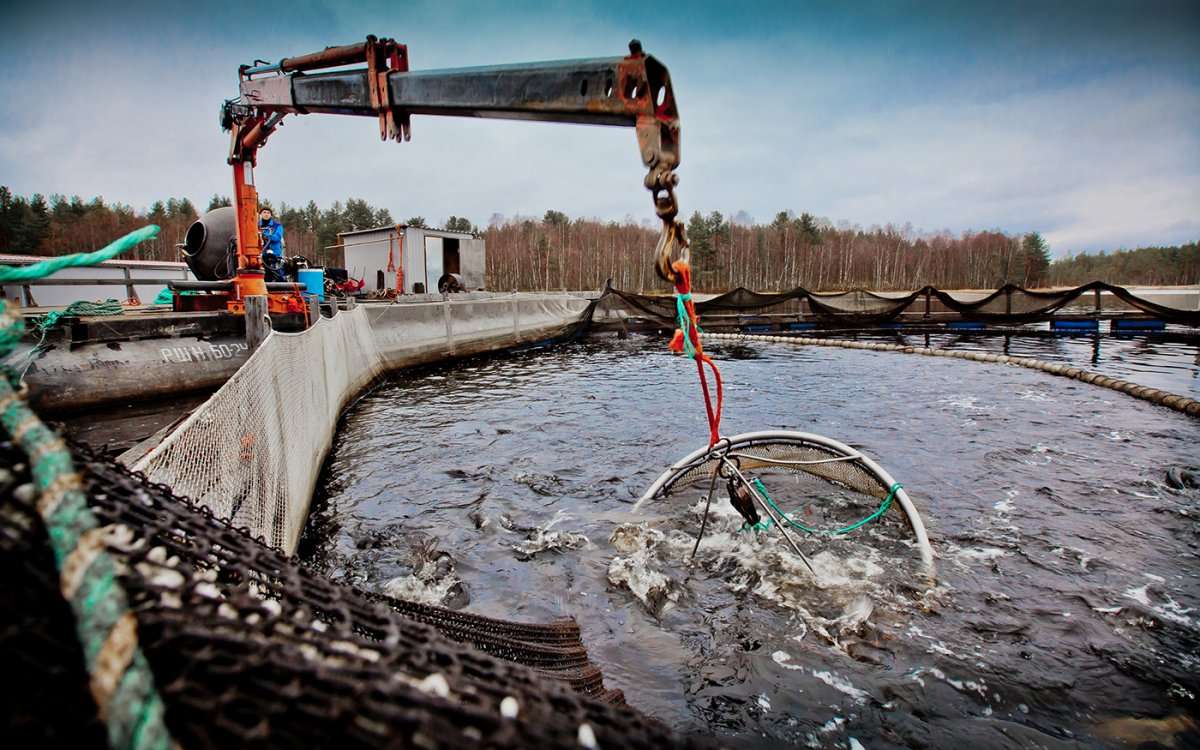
(337, 225, 485, 294)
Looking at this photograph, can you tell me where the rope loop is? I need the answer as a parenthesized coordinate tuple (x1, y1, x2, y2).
(741, 479, 903, 536)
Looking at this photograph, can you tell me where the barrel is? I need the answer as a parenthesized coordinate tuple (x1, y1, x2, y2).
(297, 267, 325, 301)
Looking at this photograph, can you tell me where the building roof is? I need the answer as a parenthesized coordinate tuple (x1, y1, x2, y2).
(338, 224, 476, 239)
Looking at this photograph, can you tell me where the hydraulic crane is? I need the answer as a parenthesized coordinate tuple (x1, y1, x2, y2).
(196, 36, 680, 314)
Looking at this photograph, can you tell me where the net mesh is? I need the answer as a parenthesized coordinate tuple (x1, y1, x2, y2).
(591, 281, 1200, 326)
(2, 440, 695, 747)
(646, 436, 925, 544)
(661, 440, 890, 501)
(131, 306, 385, 554)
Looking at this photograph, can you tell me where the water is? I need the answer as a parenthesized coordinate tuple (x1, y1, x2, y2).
(302, 333, 1200, 748)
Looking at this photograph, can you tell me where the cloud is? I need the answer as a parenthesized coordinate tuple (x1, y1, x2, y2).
(1, 1, 1196, 253)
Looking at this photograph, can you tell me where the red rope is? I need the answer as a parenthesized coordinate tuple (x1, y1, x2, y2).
(668, 261, 723, 446)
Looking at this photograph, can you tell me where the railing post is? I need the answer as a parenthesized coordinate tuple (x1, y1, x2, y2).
(245, 295, 270, 349)
(1093, 288, 1102, 317)
(123, 267, 140, 305)
(307, 294, 321, 326)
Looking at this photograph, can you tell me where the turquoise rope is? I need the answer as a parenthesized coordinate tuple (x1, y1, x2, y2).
(0, 224, 173, 749)
(675, 292, 702, 359)
(40, 299, 124, 325)
(0, 226, 157, 356)
(742, 477, 902, 536)
(0, 225, 160, 283)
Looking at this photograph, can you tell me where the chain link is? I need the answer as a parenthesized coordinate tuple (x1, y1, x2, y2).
(648, 168, 689, 283)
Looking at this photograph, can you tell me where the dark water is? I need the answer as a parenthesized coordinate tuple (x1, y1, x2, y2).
(303, 333, 1200, 748)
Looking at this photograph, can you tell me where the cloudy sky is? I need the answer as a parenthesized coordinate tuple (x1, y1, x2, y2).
(2, 1, 1197, 254)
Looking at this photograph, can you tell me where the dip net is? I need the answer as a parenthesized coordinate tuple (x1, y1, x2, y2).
(1, 440, 694, 748)
(637, 431, 934, 570)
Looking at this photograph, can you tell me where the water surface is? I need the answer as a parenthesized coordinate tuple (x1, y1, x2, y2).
(304, 333, 1200, 748)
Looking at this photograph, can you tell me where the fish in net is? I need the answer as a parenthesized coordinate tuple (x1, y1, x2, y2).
(636, 431, 935, 577)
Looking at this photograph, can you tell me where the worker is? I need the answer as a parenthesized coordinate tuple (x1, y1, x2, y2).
(259, 208, 285, 282)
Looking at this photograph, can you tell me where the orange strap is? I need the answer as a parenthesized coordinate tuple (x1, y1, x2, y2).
(667, 260, 723, 447)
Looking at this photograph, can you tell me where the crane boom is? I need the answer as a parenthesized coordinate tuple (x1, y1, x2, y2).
(218, 36, 680, 314)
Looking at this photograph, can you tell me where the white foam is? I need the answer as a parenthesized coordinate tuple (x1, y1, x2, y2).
(772, 650, 805, 671)
(607, 522, 676, 612)
(1125, 584, 1152, 607)
(955, 547, 1007, 561)
(811, 669, 870, 704)
(511, 509, 590, 558)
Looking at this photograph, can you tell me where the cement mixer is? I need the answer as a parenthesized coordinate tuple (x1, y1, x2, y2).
(181, 206, 238, 281)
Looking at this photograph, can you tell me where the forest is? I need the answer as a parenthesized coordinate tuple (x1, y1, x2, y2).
(1, 187, 1195, 292)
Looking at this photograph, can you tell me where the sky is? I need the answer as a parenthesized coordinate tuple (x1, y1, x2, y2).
(1, 1, 1197, 255)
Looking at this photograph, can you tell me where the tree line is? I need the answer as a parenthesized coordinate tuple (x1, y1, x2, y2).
(485, 210, 1195, 291)
(484, 210, 1059, 291)
(1, 187, 1195, 290)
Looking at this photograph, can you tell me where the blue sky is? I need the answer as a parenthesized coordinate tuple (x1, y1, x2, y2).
(1, 1, 1197, 254)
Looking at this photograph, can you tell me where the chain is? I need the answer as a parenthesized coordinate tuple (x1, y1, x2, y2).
(647, 166, 689, 283)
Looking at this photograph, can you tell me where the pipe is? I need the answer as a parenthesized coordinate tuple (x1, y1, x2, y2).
(280, 42, 367, 73)
(169, 280, 234, 292)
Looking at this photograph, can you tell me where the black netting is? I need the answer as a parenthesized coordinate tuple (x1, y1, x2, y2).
(586, 281, 1200, 327)
(1, 441, 700, 748)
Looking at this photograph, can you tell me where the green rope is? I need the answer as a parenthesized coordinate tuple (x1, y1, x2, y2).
(36, 299, 125, 332)
(742, 477, 902, 536)
(675, 292, 702, 359)
(0, 226, 157, 356)
(0, 225, 159, 283)
(0, 225, 172, 749)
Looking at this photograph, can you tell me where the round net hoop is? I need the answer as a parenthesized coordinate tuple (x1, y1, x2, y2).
(635, 430, 935, 570)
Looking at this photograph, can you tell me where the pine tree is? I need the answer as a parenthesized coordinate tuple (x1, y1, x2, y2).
(207, 194, 232, 211)
(27, 194, 51, 251)
(1021, 232, 1051, 287)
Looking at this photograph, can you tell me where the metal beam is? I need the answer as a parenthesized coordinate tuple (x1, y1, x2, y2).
(272, 57, 662, 125)
(239, 46, 680, 170)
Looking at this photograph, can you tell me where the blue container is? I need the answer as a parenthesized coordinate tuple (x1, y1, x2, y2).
(743, 324, 773, 333)
(1051, 319, 1099, 332)
(1112, 318, 1165, 332)
(948, 320, 986, 330)
(787, 322, 816, 331)
(297, 267, 325, 302)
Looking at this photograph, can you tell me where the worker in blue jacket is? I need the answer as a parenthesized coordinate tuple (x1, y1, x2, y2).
(258, 208, 286, 282)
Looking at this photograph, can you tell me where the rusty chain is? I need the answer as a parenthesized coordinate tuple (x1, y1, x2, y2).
(647, 166, 689, 284)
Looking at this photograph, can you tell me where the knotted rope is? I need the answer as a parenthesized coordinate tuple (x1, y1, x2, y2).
(666, 260, 723, 447)
(0, 226, 174, 749)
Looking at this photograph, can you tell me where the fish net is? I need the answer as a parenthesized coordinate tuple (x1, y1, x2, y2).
(129, 306, 385, 554)
(587, 281, 1200, 326)
(1, 439, 695, 748)
(637, 431, 934, 568)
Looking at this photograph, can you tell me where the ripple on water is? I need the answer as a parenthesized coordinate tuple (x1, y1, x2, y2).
(302, 334, 1200, 747)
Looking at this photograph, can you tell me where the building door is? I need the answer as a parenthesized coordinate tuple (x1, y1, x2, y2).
(443, 239, 461, 275)
(423, 236, 443, 293)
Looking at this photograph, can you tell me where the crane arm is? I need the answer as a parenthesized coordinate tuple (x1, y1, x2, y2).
(219, 37, 680, 314)
(226, 37, 678, 181)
